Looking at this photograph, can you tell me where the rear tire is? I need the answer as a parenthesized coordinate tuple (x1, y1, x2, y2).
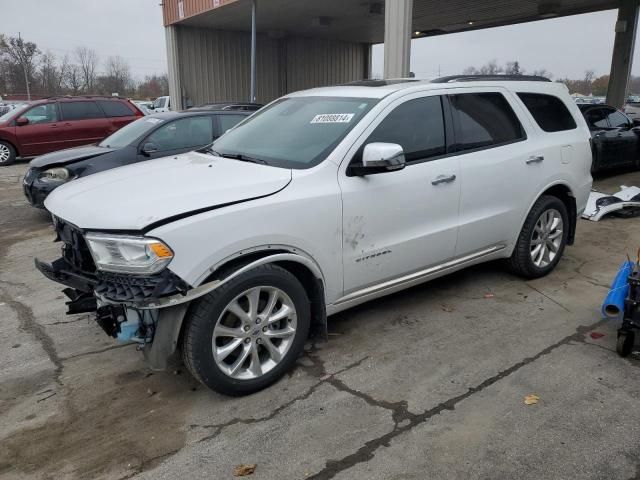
(616, 331, 635, 357)
(181, 264, 310, 396)
(507, 195, 569, 279)
(0, 141, 16, 166)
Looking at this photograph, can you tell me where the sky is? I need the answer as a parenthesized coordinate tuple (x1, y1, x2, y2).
(1, 1, 639, 81)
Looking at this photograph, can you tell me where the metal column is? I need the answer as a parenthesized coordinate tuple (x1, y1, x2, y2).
(250, 0, 257, 103)
(606, 0, 640, 108)
(165, 25, 183, 110)
(383, 0, 413, 78)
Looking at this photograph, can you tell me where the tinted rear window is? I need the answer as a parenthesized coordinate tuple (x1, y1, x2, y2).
(60, 101, 104, 121)
(98, 100, 135, 117)
(450, 93, 525, 152)
(517, 93, 577, 132)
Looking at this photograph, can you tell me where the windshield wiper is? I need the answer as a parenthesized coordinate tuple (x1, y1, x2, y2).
(212, 150, 268, 165)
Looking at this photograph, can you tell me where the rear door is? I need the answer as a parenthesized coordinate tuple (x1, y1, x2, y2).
(138, 115, 215, 161)
(14, 102, 67, 155)
(60, 101, 112, 148)
(449, 89, 532, 257)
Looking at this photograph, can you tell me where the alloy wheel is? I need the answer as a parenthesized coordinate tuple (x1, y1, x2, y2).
(0, 144, 10, 164)
(212, 286, 297, 380)
(530, 208, 563, 268)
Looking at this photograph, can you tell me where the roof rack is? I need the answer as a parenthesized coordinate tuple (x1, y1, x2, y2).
(42, 95, 125, 100)
(431, 75, 552, 83)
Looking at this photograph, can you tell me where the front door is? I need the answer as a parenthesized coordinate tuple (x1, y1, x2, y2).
(15, 103, 66, 156)
(339, 94, 460, 295)
(602, 107, 638, 167)
(137, 116, 215, 161)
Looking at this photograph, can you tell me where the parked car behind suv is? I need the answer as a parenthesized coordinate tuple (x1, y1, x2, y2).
(37, 76, 592, 396)
(578, 103, 640, 172)
(0, 96, 143, 165)
(23, 109, 251, 208)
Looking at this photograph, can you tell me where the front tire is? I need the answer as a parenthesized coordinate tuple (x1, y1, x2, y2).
(507, 195, 569, 279)
(181, 264, 310, 396)
(0, 141, 16, 166)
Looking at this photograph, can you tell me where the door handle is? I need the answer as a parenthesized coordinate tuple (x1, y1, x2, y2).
(431, 174, 456, 185)
(64, 122, 72, 126)
(526, 155, 544, 164)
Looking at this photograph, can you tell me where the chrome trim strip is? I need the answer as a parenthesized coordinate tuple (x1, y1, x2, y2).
(332, 245, 505, 307)
(97, 253, 323, 310)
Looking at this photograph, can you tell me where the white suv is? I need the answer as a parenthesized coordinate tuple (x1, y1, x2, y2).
(38, 76, 592, 395)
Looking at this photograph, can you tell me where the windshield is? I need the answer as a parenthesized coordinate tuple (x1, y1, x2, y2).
(99, 116, 165, 148)
(0, 104, 28, 122)
(211, 96, 378, 168)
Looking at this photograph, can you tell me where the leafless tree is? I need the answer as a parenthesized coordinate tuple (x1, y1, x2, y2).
(0, 34, 40, 97)
(65, 64, 83, 94)
(75, 46, 98, 92)
(478, 60, 502, 75)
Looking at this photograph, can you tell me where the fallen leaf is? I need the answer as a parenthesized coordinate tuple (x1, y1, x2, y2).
(524, 394, 540, 405)
(441, 304, 455, 312)
(484, 293, 495, 299)
(590, 332, 605, 339)
(233, 464, 257, 476)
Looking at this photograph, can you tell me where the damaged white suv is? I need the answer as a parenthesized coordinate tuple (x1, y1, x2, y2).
(38, 76, 592, 395)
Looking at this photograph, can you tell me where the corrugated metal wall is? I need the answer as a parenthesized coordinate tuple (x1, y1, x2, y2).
(172, 26, 369, 106)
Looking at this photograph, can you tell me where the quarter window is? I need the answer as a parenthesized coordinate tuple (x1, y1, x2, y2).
(517, 93, 577, 132)
(98, 100, 135, 117)
(363, 96, 446, 162)
(60, 101, 104, 121)
(22, 103, 58, 124)
(450, 93, 525, 152)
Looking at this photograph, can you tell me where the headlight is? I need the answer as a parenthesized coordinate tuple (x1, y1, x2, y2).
(84, 233, 174, 275)
(39, 167, 70, 183)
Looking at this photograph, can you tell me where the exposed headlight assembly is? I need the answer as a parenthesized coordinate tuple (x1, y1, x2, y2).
(39, 167, 70, 182)
(84, 233, 174, 275)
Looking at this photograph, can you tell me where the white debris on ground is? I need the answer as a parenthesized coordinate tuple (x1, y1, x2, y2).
(582, 185, 640, 221)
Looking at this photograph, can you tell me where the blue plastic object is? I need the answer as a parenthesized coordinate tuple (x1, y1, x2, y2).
(116, 317, 140, 343)
(602, 261, 634, 318)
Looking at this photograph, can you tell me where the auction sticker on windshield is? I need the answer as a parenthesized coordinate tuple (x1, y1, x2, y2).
(310, 113, 354, 124)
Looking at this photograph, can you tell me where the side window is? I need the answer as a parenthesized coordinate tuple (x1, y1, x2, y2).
(517, 93, 577, 132)
(606, 109, 631, 128)
(154, 97, 167, 109)
(217, 114, 246, 136)
(585, 108, 609, 129)
(361, 96, 446, 163)
(22, 103, 58, 124)
(60, 101, 104, 121)
(98, 100, 135, 117)
(147, 116, 213, 150)
(449, 93, 525, 152)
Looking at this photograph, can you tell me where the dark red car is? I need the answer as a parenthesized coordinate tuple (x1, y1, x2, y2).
(0, 96, 144, 166)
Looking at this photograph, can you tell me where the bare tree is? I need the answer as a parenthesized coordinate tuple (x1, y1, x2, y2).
(478, 60, 502, 75)
(462, 66, 479, 75)
(0, 35, 40, 98)
(75, 46, 98, 92)
(531, 69, 553, 80)
(65, 64, 83, 94)
(504, 61, 523, 75)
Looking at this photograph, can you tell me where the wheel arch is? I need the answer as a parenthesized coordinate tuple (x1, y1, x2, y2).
(197, 247, 328, 340)
(538, 183, 577, 245)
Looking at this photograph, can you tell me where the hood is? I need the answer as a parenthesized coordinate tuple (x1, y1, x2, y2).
(44, 151, 292, 231)
(30, 145, 115, 169)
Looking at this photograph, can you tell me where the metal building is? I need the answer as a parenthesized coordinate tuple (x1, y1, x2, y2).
(162, 0, 639, 109)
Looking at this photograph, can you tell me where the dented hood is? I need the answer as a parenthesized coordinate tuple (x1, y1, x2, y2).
(44, 151, 292, 231)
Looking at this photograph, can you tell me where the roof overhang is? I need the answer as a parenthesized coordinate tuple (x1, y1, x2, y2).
(164, 0, 621, 43)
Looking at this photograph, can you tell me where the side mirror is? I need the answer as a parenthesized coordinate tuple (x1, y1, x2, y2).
(141, 142, 159, 155)
(349, 143, 405, 176)
(16, 117, 29, 126)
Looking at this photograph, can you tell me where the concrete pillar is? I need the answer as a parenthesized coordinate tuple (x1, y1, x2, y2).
(606, 0, 639, 108)
(165, 25, 184, 111)
(383, 0, 413, 78)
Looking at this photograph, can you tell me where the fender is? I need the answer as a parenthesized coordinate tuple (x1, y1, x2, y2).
(98, 252, 325, 310)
